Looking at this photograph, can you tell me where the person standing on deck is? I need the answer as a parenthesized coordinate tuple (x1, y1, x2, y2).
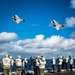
(34, 56, 40, 75)
(9, 56, 14, 75)
(62, 56, 66, 69)
(58, 56, 63, 73)
(38, 56, 46, 75)
(29, 56, 34, 70)
(65, 56, 69, 70)
(22, 58, 28, 74)
(15, 55, 22, 75)
(2, 54, 12, 75)
(51, 57, 56, 73)
(69, 56, 74, 71)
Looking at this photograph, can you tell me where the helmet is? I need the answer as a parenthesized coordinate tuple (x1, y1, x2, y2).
(5, 54, 9, 57)
(37, 56, 40, 58)
(24, 58, 27, 60)
(17, 55, 21, 58)
(10, 56, 12, 59)
(42, 57, 45, 61)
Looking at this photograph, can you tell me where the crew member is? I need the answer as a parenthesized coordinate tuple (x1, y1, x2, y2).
(2, 54, 11, 75)
(15, 55, 22, 75)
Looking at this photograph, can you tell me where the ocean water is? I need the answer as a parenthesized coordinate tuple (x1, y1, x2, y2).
(0, 59, 75, 72)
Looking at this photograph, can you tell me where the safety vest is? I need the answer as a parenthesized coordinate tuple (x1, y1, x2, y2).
(2, 58, 11, 69)
(70, 59, 73, 65)
(23, 60, 28, 67)
(35, 59, 39, 66)
(58, 58, 63, 65)
(52, 59, 56, 65)
(3, 58, 11, 66)
(39, 59, 46, 69)
(11, 59, 14, 66)
(15, 58, 22, 67)
(66, 57, 69, 63)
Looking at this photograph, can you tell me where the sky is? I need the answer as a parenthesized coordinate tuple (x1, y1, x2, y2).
(0, 0, 75, 59)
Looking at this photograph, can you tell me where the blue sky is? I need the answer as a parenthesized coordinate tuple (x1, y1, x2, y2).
(0, 0, 75, 59)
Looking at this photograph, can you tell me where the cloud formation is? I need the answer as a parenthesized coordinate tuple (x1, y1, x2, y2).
(0, 51, 8, 56)
(0, 32, 75, 58)
(70, 0, 75, 8)
(0, 32, 17, 42)
(65, 17, 75, 27)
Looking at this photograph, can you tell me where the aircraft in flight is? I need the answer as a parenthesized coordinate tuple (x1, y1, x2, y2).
(51, 20, 64, 30)
(12, 15, 25, 24)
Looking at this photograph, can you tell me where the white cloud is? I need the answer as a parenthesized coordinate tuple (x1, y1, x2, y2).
(0, 51, 8, 56)
(70, 31, 75, 39)
(35, 34, 44, 41)
(70, 0, 75, 8)
(65, 17, 75, 27)
(0, 33, 75, 58)
(0, 32, 17, 42)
